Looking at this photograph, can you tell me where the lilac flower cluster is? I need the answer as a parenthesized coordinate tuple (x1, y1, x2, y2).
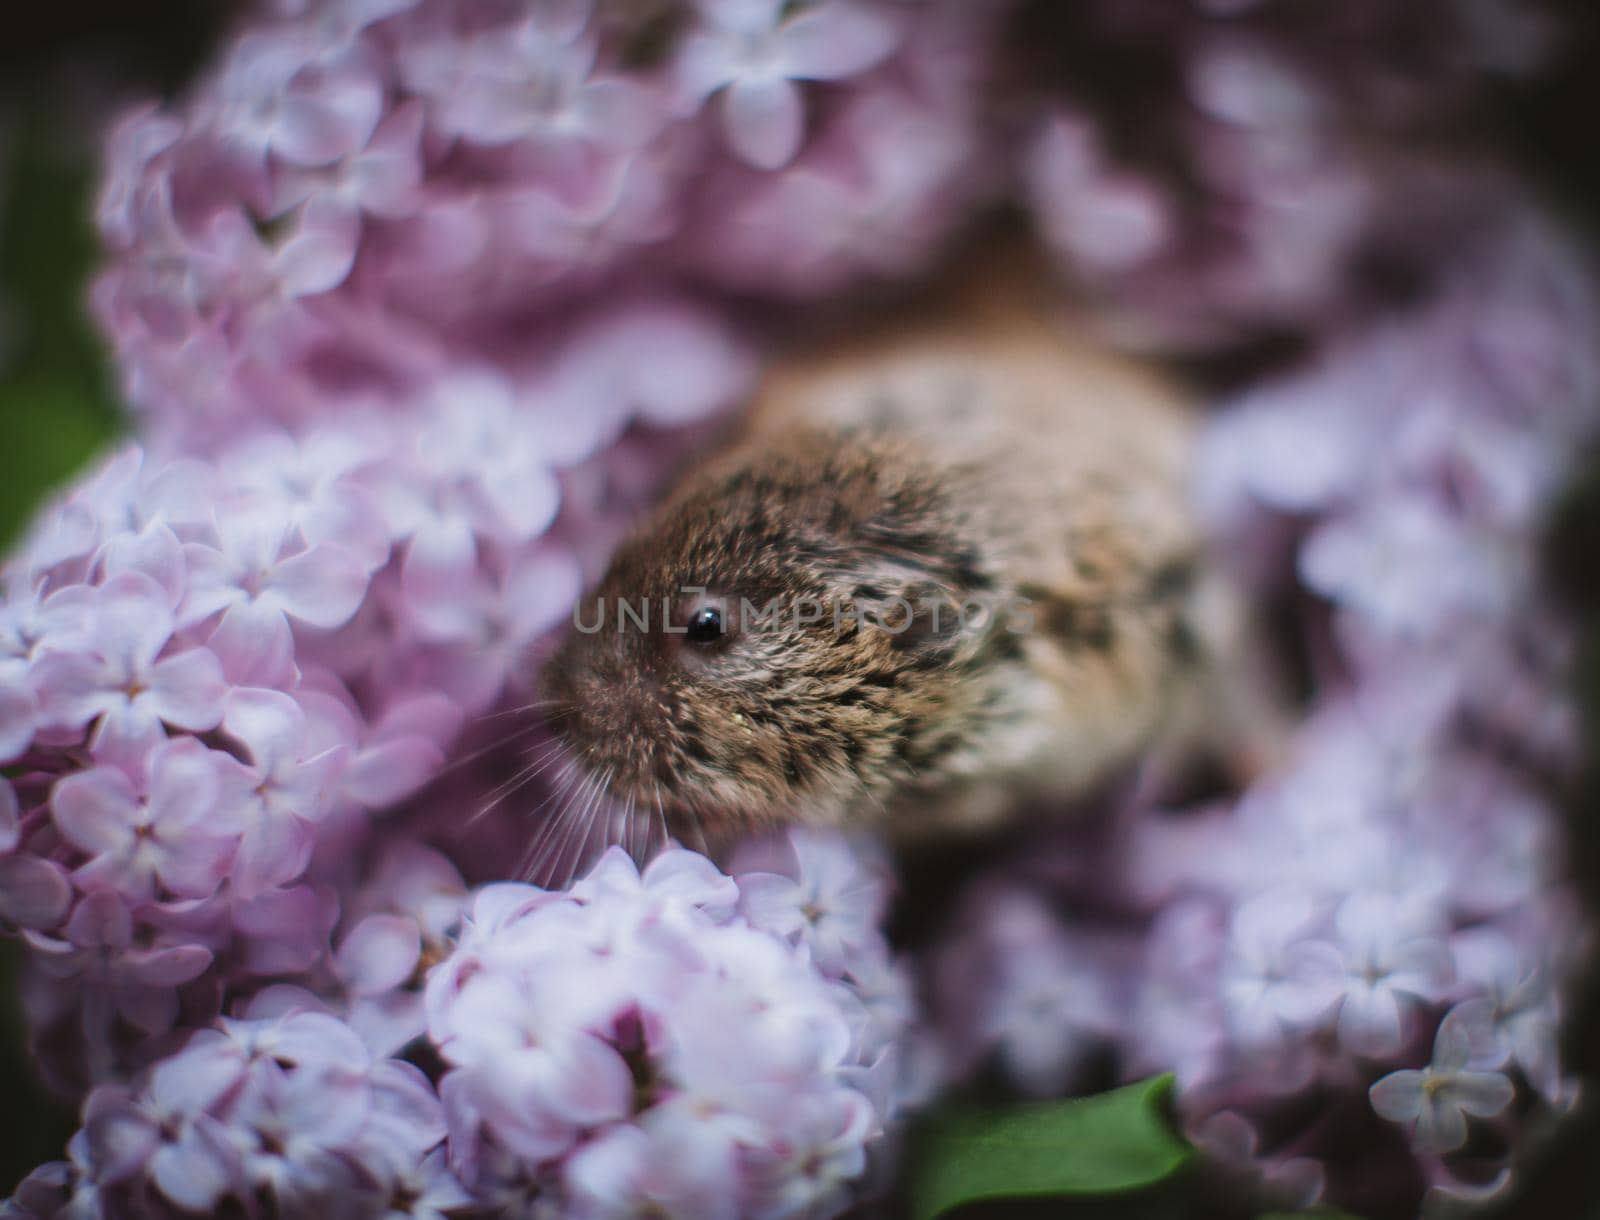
(9, 1003, 468, 1219)
(3, 0, 1597, 1217)
(92, 0, 1005, 444)
(0, 268, 775, 1212)
(0, 345, 750, 1095)
(11, 1, 984, 1211)
(429, 836, 915, 1218)
(931, 209, 1599, 1215)
(1019, 0, 1561, 349)
(7, 835, 908, 1219)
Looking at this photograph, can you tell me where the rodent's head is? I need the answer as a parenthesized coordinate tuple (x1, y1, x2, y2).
(541, 427, 998, 847)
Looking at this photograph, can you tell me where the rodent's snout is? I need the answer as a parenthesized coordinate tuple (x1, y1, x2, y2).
(540, 623, 781, 843)
(541, 645, 670, 801)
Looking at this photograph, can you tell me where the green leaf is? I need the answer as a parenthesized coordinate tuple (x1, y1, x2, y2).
(910, 1075, 1192, 1220)
(0, 110, 123, 549)
(0, 374, 120, 548)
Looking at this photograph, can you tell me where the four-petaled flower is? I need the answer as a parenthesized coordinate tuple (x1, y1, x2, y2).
(677, 0, 901, 168)
(51, 738, 237, 902)
(1369, 1007, 1516, 1152)
(181, 505, 370, 686)
(31, 571, 227, 768)
(1325, 892, 1453, 1057)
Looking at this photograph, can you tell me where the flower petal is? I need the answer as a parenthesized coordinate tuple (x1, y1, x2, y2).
(777, 3, 901, 80)
(149, 1115, 240, 1213)
(1452, 1069, 1516, 1118)
(266, 542, 368, 628)
(232, 812, 316, 899)
(0, 857, 73, 928)
(126, 944, 214, 987)
(96, 571, 177, 673)
(337, 914, 422, 997)
(146, 648, 228, 732)
(1338, 982, 1404, 1057)
(84, 1104, 160, 1185)
(0, 683, 36, 762)
(275, 201, 361, 297)
(51, 767, 140, 856)
(149, 1035, 248, 1116)
(0, 778, 19, 853)
(222, 687, 304, 774)
(1368, 1069, 1425, 1122)
(274, 76, 383, 166)
(722, 75, 805, 170)
(209, 600, 296, 688)
(233, 885, 338, 975)
(343, 735, 444, 808)
(66, 889, 132, 948)
(1414, 1089, 1469, 1153)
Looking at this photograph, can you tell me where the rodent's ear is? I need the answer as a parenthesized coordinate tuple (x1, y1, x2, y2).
(829, 474, 993, 660)
(845, 569, 979, 663)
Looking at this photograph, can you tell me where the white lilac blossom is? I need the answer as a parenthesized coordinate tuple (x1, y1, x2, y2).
(426, 841, 912, 1218)
(30, 572, 228, 769)
(675, 0, 903, 169)
(11, 837, 910, 1218)
(334, 840, 470, 1057)
(0, 313, 744, 1089)
(1369, 1007, 1516, 1153)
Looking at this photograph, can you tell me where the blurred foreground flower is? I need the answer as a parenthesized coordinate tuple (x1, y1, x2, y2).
(3, 0, 1598, 1217)
(929, 209, 1598, 1213)
(91, 0, 996, 445)
(10, 837, 914, 1219)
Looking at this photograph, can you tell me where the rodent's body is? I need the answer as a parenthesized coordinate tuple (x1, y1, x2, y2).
(543, 260, 1232, 850)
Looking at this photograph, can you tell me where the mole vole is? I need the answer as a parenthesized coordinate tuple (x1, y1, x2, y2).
(537, 252, 1249, 872)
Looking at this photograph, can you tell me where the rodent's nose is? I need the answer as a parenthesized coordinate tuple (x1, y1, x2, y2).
(565, 672, 665, 745)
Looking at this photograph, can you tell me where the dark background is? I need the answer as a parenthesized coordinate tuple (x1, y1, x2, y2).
(2, 2, 1599, 1216)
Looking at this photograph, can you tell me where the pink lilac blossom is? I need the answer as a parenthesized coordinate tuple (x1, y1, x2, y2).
(1017, 0, 1561, 350)
(90, 0, 997, 445)
(927, 205, 1596, 1215)
(10, 1004, 462, 1219)
(3, 0, 1597, 1217)
(427, 840, 913, 1218)
(10, 836, 910, 1219)
(0, 336, 745, 1090)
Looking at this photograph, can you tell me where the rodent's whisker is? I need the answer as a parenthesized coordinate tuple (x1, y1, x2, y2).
(856, 776, 889, 821)
(515, 770, 570, 879)
(426, 723, 543, 786)
(650, 782, 669, 857)
(621, 791, 640, 863)
(468, 737, 569, 826)
(552, 766, 612, 888)
(529, 764, 610, 890)
(675, 793, 710, 857)
(579, 775, 617, 879)
(520, 758, 584, 880)
(471, 697, 568, 725)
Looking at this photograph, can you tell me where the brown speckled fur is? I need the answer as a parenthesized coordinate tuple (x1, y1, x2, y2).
(543, 255, 1232, 846)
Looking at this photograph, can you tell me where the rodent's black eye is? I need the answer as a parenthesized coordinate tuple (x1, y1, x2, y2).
(686, 606, 724, 644)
